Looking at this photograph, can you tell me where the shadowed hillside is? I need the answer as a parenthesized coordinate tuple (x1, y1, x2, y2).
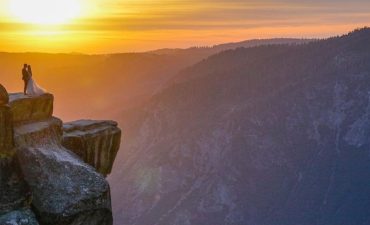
(109, 28, 370, 225)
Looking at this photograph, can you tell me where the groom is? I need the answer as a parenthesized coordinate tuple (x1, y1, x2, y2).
(22, 64, 30, 95)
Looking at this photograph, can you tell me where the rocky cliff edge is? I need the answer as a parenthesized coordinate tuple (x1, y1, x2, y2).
(0, 84, 121, 225)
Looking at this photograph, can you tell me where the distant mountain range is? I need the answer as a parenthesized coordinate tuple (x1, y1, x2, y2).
(0, 38, 309, 121)
(108, 28, 370, 225)
(150, 38, 311, 55)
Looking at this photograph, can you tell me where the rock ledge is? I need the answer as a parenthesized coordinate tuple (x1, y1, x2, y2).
(1, 89, 120, 225)
(63, 120, 121, 176)
(9, 93, 53, 124)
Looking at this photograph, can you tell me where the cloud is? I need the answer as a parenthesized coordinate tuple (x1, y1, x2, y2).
(0, 0, 369, 53)
(66, 0, 370, 31)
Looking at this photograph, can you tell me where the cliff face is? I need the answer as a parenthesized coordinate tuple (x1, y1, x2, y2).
(9, 94, 53, 124)
(62, 120, 121, 176)
(0, 86, 35, 224)
(0, 85, 121, 225)
(110, 29, 370, 225)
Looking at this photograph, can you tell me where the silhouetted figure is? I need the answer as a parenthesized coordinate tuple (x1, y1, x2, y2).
(27, 65, 33, 77)
(22, 64, 30, 95)
(22, 64, 47, 96)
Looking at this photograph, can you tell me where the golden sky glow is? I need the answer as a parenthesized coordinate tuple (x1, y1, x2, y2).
(9, 0, 81, 25)
(1, 0, 370, 53)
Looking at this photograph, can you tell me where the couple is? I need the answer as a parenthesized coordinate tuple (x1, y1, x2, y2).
(22, 64, 46, 96)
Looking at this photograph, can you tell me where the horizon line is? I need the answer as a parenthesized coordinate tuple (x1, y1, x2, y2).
(0, 36, 324, 56)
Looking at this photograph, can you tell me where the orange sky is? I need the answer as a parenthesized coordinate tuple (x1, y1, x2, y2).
(1, 0, 370, 53)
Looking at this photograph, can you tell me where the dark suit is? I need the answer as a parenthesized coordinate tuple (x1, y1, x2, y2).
(22, 68, 29, 94)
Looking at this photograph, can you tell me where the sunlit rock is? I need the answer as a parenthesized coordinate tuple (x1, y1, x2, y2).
(10, 92, 120, 225)
(9, 93, 53, 124)
(13, 117, 63, 148)
(17, 146, 113, 225)
(62, 120, 121, 176)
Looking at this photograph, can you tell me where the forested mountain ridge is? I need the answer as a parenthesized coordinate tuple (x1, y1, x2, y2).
(150, 38, 311, 56)
(109, 28, 370, 225)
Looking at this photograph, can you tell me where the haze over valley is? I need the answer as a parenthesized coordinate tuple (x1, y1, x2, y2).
(2, 28, 370, 225)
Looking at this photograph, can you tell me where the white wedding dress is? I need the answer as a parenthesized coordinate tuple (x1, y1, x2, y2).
(26, 76, 47, 96)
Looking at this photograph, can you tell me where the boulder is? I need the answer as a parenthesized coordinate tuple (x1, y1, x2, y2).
(9, 93, 53, 124)
(13, 117, 63, 148)
(0, 156, 31, 215)
(0, 209, 39, 225)
(0, 105, 14, 155)
(62, 120, 121, 176)
(0, 84, 9, 106)
(14, 119, 113, 225)
(16, 146, 113, 225)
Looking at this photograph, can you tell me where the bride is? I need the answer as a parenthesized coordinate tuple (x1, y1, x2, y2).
(26, 65, 47, 96)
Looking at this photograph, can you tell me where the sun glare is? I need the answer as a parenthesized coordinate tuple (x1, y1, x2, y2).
(9, 0, 81, 25)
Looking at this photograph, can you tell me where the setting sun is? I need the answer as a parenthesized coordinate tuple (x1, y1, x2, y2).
(0, 0, 370, 53)
(9, 0, 81, 25)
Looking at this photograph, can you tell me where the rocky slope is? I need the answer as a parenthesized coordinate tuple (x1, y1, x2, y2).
(0, 85, 121, 225)
(110, 28, 370, 225)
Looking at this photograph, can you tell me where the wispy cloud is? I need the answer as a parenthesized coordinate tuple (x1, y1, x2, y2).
(81, 0, 370, 29)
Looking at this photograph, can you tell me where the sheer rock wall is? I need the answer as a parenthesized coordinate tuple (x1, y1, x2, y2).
(62, 120, 121, 176)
